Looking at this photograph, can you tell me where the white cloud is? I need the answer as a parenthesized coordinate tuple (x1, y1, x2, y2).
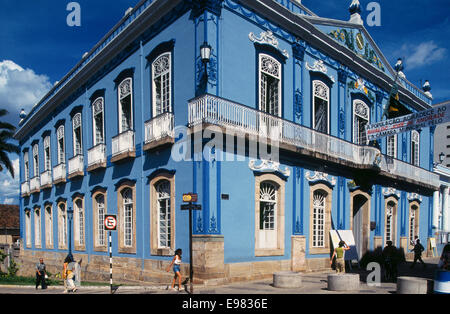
(0, 60, 53, 120)
(399, 41, 447, 70)
(2, 198, 18, 205)
(0, 157, 20, 202)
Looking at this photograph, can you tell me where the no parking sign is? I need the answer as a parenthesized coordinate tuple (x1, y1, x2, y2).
(104, 215, 117, 231)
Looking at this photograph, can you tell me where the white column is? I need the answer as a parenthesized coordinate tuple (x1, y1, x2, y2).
(444, 187, 450, 232)
(433, 190, 440, 231)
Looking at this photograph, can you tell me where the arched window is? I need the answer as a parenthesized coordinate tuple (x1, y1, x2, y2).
(385, 199, 397, 245)
(32, 144, 39, 177)
(44, 136, 51, 171)
(409, 202, 420, 247)
(34, 208, 41, 248)
(411, 130, 420, 166)
(72, 112, 83, 155)
(57, 125, 65, 164)
(312, 190, 326, 248)
(24, 151, 30, 182)
(92, 97, 105, 146)
(152, 53, 172, 116)
(312, 80, 329, 134)
(45, 205, 53, 248)
(58, 202, 67, 248)
(156, 180, 171, 248)
(353, 100, 370, 145)
(25, 210, 31, 248)
(92, 190, 107, 251)
(74, 197, 85, 248)
(259, 54, 281, 116)
(255, 174, 285, 256)
(118, 78, 133, 133)
(117, 182, 136, 253)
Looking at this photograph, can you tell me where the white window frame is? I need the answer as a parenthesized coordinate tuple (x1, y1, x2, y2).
(25, 210, 31, 248)
(411, 130, 420, 166)
(43, 136, 51, 171)
(312, 80, 330, 134)
(24, 152, 30, 182)
(74, 198, 85, 247)
(45, 205, 53, 248)
(58, 203, 67, 248)
(96, 194, 106, 247)
(353, 100, 370, 145)
(57, 125, 65, 164)
(259, 54, 282, 117)
(122, 188, 133, 247)
(72, 112, 83, 156)
(387, 135, 397, 158)
(32, 144, 39, 177)
(156, 180, 172, 249)
(34, 208, 41, 248)
(312, 190, 326, 248)
(92, 97, 105, 146)
(152, 53, 172, 117)
(118, 78, 133, 133)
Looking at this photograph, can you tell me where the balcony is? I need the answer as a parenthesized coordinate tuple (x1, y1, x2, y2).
(68, 154, 84, 179)
(188, 94, 440, 191)
(144, 112, 175, 151)
(87, 144, 107, 172)
(30, 176, 40, 194)
(53, 163, 66, 185)
(111, 130, 135, 163)
(21, 181, 30, 197)
(40, 170, 52, 189)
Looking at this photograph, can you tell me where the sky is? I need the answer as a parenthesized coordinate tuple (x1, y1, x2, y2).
(0, 0, 449, 204)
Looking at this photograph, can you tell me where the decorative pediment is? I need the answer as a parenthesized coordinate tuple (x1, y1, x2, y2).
(382, 187, 400, 199)
(306, 60, 335, 83)
(407, 193, 422, 203)
(305, 171, 336, 187)
(249, 30, 289, 58)
(249, 159, 290, 177)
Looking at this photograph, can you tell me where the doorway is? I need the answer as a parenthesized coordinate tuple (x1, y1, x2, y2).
(351, 192, 370, 261)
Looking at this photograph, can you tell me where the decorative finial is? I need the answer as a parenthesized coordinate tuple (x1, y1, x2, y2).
(423, 80, 432, 99)
(19, 108, 27, 119)
(349, 0, 363, 25)
(395, 58, 406, 79)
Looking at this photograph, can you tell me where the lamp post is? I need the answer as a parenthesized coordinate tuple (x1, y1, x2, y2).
(67, 207, 74, 256)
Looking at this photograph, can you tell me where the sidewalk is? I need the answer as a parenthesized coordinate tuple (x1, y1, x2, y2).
(0, 257, 441, 294)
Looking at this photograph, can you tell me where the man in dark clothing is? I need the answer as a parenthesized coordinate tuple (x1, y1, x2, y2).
(382, 241, 398, 281)
(410, 239, 426, 269)
(35, 258, 47, 289)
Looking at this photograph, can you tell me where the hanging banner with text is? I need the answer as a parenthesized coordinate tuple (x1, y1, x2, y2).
(366, 102, 450, 141)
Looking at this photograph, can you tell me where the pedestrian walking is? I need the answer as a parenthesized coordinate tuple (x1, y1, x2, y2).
(410, 239, 426, 269)
(382, 241, 398, 281)
(330, 241, 350, 273)
(166, 248, 182, 291)
(62, 254, 77, 293)
(35, 258, 47, 290)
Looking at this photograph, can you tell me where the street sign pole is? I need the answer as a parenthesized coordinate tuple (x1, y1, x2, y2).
(189, 203, 193, 294)
(109, 230, 113, 294)
(182, 193, 201, 295)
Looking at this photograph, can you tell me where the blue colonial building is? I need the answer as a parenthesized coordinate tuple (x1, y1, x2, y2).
(15, 0, 442, 283)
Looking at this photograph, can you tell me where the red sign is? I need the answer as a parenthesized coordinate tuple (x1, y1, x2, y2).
(104, 215, 117, 230)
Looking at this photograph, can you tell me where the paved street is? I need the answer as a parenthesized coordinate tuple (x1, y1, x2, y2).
(0, 257, 442, 295)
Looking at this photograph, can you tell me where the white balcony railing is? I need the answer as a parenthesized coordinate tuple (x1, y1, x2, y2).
(40, 170, 52, 187)
(144, 112, 174, 144)
(30, 176, 40, 192)
(53, 163, 66, 183)
(88, 144, 106, 168)
(68, 154, 84, 176)
(112, 130, 135, 158)
(21, 181, 30, 195)
(188, 94, 440, 189)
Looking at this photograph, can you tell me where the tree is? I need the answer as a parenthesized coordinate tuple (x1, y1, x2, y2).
(0, 109, 20, 178)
